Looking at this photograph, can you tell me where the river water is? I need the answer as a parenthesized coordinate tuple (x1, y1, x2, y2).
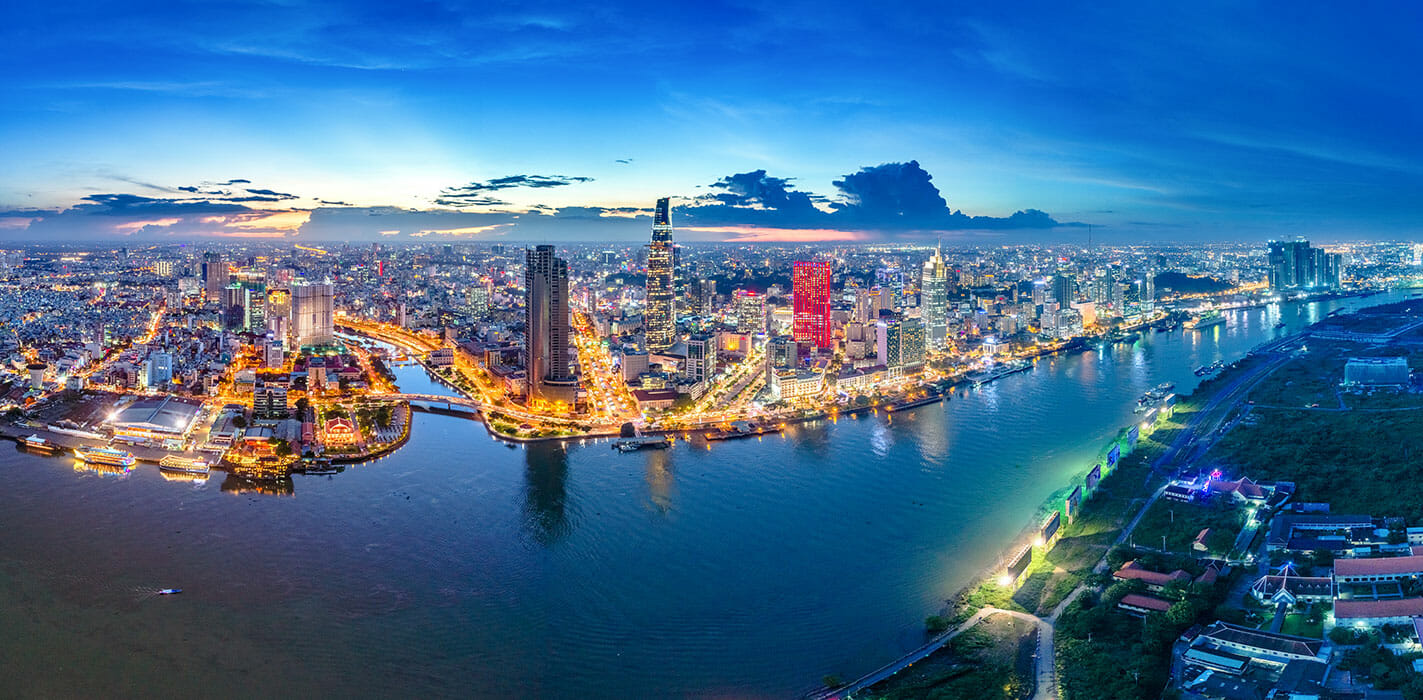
(0, 292, 1407, 698)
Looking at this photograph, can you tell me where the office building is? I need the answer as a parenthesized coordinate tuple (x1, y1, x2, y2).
(876, 316, 926, 368)
(645, 197, 677, 351)
(202, 252, 228, 302)
(920, 245, 949, 347)
(525, 245, 577, 404)
(792, 261, 833, 348)
(735, 290, 765, 334)
(683, 333, 717, 384)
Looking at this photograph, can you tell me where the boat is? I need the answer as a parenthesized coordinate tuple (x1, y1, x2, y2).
(157, 588, 182, 595)
(884, 394, 944, 412)
(613, 436, 671, 452)
(1156, 382, 1175, 393)
(968, 359, 1032, 387)
(1185, 311, 1226, 330)
(159, 455, 211, 475)
(1274, 322, 1287, 329)
(74, 446, 137, 468)
(704, 421, 782, 441)
(20, 435, 59, 453)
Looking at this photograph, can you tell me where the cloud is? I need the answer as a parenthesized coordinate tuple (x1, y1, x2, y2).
(448, 174, 594, 192)
(220, 179, 251, 185)
(615, 158, 633, 164)
(436, 174, 593, 208)
(679, 161, 1071, 235)
(244, 187, 297, 198)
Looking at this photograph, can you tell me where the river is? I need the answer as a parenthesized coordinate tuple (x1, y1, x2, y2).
(0, 291, 1407, 698)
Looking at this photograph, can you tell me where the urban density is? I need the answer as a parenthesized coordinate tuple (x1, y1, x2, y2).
(5, 2, 1423, 699)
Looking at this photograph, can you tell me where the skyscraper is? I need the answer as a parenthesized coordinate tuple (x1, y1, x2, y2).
(734, 290, 765, 334)
(920, 245, 949, 347)
(792, 261, 833, 349)
(1052, 272, 1075, 307)
(291, 280, 335, 348)
(645, 197, 676, 351)
(525, 245, 576, 404)
(202, 252, 228, 302)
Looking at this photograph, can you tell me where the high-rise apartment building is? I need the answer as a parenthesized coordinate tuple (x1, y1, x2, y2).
(1268, 240, 1342, 290)
(291, 281, 335, 348)
(920, 245, 949, 347)
(644, 197, 676, 351)
(792, 261, 833, 348)
(524, 245, 576, 404)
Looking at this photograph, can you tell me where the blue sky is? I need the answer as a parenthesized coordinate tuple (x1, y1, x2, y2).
(2, 1, 1420, 242)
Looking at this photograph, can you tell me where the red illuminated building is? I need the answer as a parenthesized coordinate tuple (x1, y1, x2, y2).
(792, 261, 833, 348)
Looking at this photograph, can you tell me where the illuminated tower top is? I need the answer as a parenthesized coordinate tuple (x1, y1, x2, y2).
(652, 197, 672, 243)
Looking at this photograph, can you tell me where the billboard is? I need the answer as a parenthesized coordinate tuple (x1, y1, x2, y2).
(1065, 485, 1084, 522)
(1005, 545, 1033, 584)
(1040, 510, 1061, 547)
(1107, 444, 1121, 470)
(1127, 425, 1140, 446)
(1085, 463, 1102, 492)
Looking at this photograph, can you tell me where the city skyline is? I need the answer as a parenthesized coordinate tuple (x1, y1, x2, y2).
(4, 2, 1423, 243)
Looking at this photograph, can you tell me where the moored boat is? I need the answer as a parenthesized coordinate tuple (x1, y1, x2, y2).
(159, 455, 211, 475)
(21, 435, 59, 453)
(74, 446, 137, 467)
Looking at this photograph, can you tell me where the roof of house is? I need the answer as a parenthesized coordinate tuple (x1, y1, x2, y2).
(1334, 597, 1423, 620)
(1334, 555, 1423, 578)
(1114, 560, 1191, 587)
(1250, 575, 1333, 597)
(1215, 477, 1268, 500)
(1196, 621, 1323, 658)
(1119, 593, 1173, 613)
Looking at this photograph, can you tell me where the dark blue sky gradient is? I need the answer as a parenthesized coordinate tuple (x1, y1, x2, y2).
(1, 1, 1419, 242)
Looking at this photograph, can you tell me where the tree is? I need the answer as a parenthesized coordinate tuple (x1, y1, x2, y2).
(233, 415, 248, 429)
(273, 439, 292, 457)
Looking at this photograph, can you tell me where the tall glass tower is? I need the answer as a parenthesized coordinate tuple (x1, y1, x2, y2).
(920, 244, 949, 347)
(645, 197, 676, 351)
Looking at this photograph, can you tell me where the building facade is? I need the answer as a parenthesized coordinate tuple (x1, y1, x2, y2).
(644, 197, 677, 351)
(792, 261, 833, 348)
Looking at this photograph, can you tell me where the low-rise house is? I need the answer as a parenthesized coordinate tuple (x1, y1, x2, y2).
(1118, 593, 1172, 617)
(1333, 597, 1423, 627)
(1113, 560, 1191, 593)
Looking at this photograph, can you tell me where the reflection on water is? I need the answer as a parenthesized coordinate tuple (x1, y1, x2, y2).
(0, 290, 1411, 699)
(220, 472, 294, 496)
(522, 441, 570, 546)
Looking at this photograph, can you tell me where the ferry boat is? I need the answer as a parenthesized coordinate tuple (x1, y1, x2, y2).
(612, 436, 671, 452)
(1274, 321, 1287, 330)
(159, 455, 211, 475)
(20, 435, 59, 453)
(704, 421, 782, 441)
(74, 446, 137, 468)
(1156, 382, 1175, 393)
(968, 359, 1032, 387)
(1185, 311, 1226, 330)
(884, 394, 944, 412)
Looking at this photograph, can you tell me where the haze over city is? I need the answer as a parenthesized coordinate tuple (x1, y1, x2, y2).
(4, 2, 1422, 243)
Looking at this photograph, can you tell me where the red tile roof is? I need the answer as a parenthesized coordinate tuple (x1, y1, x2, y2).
(1334, 597, 1423, 620)
(1334, 555, 1423, 578)
(1120, 593, 1173, 612)
(1114, 560, 1192, 587)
